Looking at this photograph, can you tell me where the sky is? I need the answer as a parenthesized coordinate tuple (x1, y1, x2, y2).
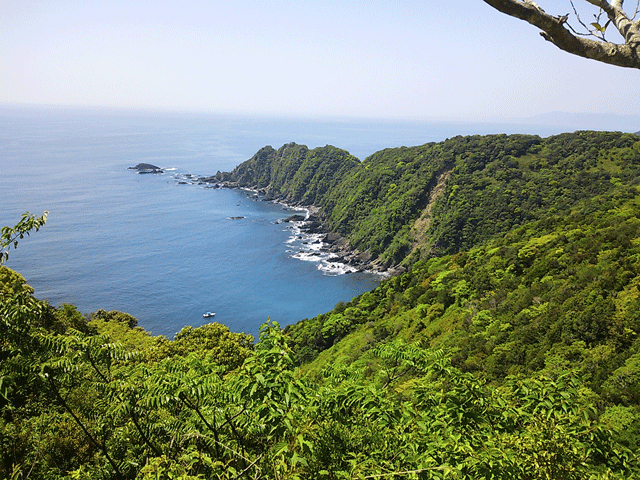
(1, 0, 639, 123)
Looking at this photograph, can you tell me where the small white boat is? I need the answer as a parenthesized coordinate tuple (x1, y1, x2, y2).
(203, 312, 216, 318)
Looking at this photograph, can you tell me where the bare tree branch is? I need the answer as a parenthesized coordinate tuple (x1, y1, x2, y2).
(483, 0, 640, 68)
(569, 0, 610, 41)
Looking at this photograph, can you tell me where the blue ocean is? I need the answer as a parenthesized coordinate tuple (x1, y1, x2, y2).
(0, 106, 569, 337)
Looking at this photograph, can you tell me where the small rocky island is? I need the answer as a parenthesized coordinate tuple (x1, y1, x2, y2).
(129, 163, 164, 174)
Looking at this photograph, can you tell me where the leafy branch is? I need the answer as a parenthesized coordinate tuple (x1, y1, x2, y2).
(1, 211, 48, 264)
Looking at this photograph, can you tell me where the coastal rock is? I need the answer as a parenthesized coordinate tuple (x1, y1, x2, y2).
(322, 232, 341, 244)
(282, 214, 306, 223)
(129, 163, 163, 174)
(175, 168, 396, 276)
(304, 221, 324, 234)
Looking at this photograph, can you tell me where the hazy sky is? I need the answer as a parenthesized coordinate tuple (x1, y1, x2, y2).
(1, 0, 639, 121)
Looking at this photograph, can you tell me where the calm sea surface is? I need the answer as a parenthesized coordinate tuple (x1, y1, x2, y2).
(0, 106, 567, 337)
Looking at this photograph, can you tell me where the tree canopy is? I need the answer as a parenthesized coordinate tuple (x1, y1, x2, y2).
(483, 0, 640, 69)
(224, 132, 640, 269)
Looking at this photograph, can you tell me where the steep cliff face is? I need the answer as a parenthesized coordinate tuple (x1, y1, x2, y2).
(226, 131, 640, 269)
(229, 143, 359, 206)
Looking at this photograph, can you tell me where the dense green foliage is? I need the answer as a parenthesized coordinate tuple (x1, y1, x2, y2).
(227, 131, 640, 266)
(230, 143, 360, 206)
(284, 132, 640, 365)
(427, 132, 640, 256)
(5, 130, 640, 478)
(2, 290, 637, 479)
(287, 189, 640, 377)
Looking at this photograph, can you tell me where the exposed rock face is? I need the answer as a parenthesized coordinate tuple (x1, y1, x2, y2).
(409, 167, 452, 258)
(129, 163, 163, 174)
(281, 214, 306, 223)
(284, 218, 397, 276)
(301, 221, 322, 234)
(198, 171, 234, 184)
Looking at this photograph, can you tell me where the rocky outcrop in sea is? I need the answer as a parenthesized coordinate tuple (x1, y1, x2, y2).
(128, 163, 164, 174)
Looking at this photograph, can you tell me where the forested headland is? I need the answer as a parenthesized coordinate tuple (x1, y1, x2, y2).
(3, 130, 640, 479)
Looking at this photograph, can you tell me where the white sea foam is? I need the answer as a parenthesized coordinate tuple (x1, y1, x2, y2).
(293, 251, 324, 262)
(284, 218, 357, 276)
(319, 261, 358, 275)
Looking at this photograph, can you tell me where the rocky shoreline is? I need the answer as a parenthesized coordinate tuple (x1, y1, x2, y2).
(131, 166, 400, 277)
(205, 178, 397, 276)
(229, 185, 401, 278)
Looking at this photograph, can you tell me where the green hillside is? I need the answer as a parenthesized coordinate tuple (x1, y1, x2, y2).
(3, 131, 640, 479)
(228, 143, 360, 206)
(225, 131, 640, 268)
